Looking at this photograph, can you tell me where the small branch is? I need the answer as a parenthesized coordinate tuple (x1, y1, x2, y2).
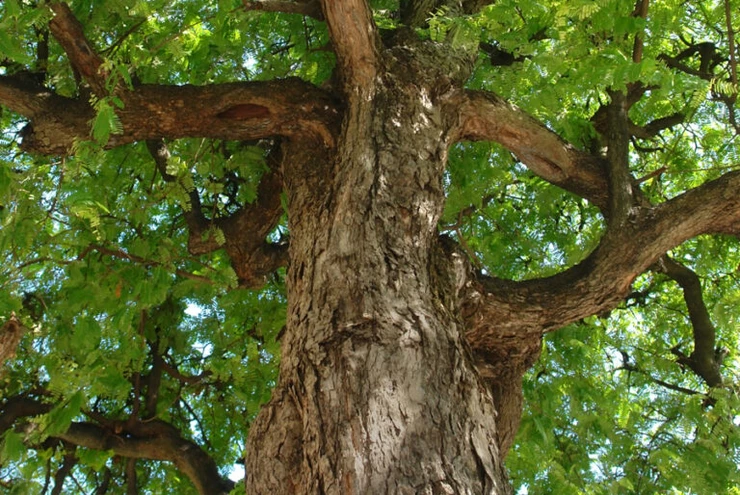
(631, 112, 686, 139)
(179, 397, 213, 451)
(635, 165, 667, 184)
(659, 42, 724, 80)
(161, 359, 212, 386)
(77, 244, 214, 284)
(653, 256, 724, 387)
(619, 361, 701, 396)
(101, 18, 148, 56)
(632, 0, 650, 63)
(242, 0, 323, 19)
(725, 0, 738, 96)
(35, 27, 50, 76)
(145, 140, 215, 255)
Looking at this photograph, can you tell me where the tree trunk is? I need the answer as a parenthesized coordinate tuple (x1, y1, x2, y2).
(246, 51, 511, 494)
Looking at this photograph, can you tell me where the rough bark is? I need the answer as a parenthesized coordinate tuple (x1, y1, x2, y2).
(0, 75, 338, 155)
(2, 1, 740, 492)
(245, 40, 511, 494)
(0, 314, 26, 369)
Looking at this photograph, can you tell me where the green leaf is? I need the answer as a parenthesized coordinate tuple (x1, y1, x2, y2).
(76, 448, 114, 471)
(91, 100, 124, 144)
(1, 431, 27, 463)
(44, 391, 85, 437)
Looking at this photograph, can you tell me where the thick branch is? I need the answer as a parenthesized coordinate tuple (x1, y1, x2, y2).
(452, 171, 739, 453)
(320, 0, 379, 91)
(0, 77, 339, 155)
(147, 140, 289, 288)
(461, 169, 740, 343)
(48, 2, 108, 96)
(51, 447, 77, 495)
(0, 75, 60, 117)
(401, 0, 489, 28)
(144, 339, 164, 419)
(0, 396, 51, 434)
(0, 396, 231, 494)
(458, 90, 609, 209)
(400, 0, 441, 27)
(57, 420, 233, 495)
(242, 0, 323, 19)
(605, 90, 634, 226)
(462, 0, 497, 13)
(631, 0, 649, 63)
(219, 164, 289, 287)
(654, 256, 724, 386)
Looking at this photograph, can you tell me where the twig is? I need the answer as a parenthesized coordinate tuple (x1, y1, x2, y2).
(725, 0, 737, 94)
(78, 244, 215, 284)
(632, 0, 650, 63)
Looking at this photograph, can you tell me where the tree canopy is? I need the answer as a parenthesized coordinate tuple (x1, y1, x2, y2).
(0, 0, 739, 493)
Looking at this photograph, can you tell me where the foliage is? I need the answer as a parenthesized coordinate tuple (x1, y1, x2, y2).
(1, 0, 739, 493)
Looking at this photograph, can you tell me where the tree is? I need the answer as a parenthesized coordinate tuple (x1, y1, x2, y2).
(1, 0, 739, 493)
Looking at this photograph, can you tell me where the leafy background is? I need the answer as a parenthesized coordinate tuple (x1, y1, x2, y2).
(1, 0, 739, 493)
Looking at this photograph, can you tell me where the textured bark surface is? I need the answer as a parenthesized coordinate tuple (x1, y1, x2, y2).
(245, 45, 511, 494)
(3, 1, 740, 493)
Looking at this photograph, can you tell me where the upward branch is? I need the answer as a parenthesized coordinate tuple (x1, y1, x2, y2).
(48, 2, 108, 96)
(458, 90, 609, 209)
(320, 0, 379, 92)
(604, 89, 634, 227)
(146, 140, 288, 288)
(461, 170, 740, 340)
